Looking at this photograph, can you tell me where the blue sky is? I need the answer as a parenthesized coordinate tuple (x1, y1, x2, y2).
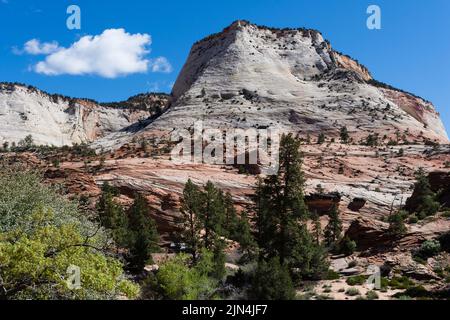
(1, 0, 449, 131)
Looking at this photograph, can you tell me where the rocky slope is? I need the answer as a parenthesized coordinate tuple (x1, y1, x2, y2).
(95, 20, 448, 149)
(0, 82, 170, 146)
(1, 21, 449, 299)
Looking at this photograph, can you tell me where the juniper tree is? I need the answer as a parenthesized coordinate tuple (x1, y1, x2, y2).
(413, 168, 440, 218)
(388, 210, 407, 237)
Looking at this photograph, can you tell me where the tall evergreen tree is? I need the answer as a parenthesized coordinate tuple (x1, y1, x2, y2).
(233, 211, 256, 254)
(311, 211, 322, 245)
(223, 192, 239, 238)
(254, 134, 328, 277)
(340, 126, 349, 144)
(290, 225, 328, 280)
(317, 132, 326, 144)
(323, 205, 343, 247)
(96, 182, 128, 246)
(250, 257, 296, 300)
(180, 179, 203, 261)
(201, 181, 225, 249)
(127, 193, 159, 271)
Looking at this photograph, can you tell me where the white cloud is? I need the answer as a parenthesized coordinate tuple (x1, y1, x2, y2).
(27, 29, 171, 78)
(23, 39, 61, 55)
(146, 80, 175, 92)
(150, 57, 173, 73)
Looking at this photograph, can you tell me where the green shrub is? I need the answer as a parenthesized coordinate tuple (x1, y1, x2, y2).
(339, 236, 357, 256)
(380, 277, 389, 290)
(412, 255, 427, 265)
(346, 275, 367, 286)
(155, 250, 218, 300)
(388, 276, 415, 290)
(408, 215, 419, 224)
(325, 269, 340, 280)
(414, 240, 441, 260)
(401, 286, 430, 298)
(0, 169, 138, 300)
(250, 257, 296, 300)
(366, 290, 379, 300)
(345, 288, 360, 296)
(388, 211, 407, 237)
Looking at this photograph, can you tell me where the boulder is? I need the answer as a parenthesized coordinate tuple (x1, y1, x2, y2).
(345, 217, 393, 252)
(348, 197, 367, 212)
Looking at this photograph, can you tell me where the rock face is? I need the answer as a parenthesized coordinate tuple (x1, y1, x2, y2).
(121, 20, 448, 146)
(0, 83, 170, 146)
(345, 217, 393, 252)
(305, 192, 341, 215)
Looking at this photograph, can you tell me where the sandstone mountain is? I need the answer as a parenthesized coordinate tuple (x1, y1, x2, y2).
(96, 20, 448, 149)
(1, 21, 450, 299)
(0, 82, 169, 146)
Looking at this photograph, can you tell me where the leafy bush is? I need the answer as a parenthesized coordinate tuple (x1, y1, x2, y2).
(345, 288, 360, 296)
(155, 250, 218, 300)
(366, 290, 379, 300)
(0, 169, 138, 300)
(325, 269, 341, 280)
(338, 236, 357, 256)
(346, 275, 367, 286)
(414, 240, 441, 260)
(388, 211, 407, 237)
(388, 276, 415, 290)
(408, 215, 419, 224)
(400, 286, 430, 298)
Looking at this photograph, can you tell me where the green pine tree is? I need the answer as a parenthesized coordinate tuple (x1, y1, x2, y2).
(340, 126, 349, 143)
(127, 193, 159, 271)
(317, 132, 326, 144)
(250, 257, 296, 300)
(311, 211, 322, 244)
(96, 182, 128, 246)
(323, 205, 343, 247)
(200, 181, 225, 249)
(254, 134, 328, 279)
(180, 179, 203, 261)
